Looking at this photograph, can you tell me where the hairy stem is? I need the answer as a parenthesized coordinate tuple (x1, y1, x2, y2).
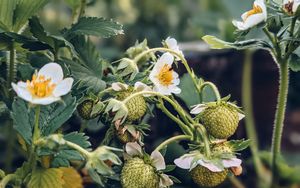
(154, 135, 192, 152)
(156, 100, 192, 136)
(271, 60, 289, 185)
(242, 50, 266, 182)
(0, 174, 17, 188)
(194, 124, 211, 157)
(65, 141, 91, 158)
(199, 81, 221, 101)
(33, 106, 41, 142)
(123, 90, 194, 127)
(7, 43, 16, 98)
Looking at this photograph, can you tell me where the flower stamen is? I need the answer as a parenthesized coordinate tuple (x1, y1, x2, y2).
(26, 74, 56, 98)
(244, 4, 263, 21)
(157, 64, 173, 86)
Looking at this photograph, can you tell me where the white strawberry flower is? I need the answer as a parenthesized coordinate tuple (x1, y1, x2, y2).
(232, 0, 267, 31)
(190, 102, 245, 120)
(149, 53, 181, 95)
(174, 154, 242, 172)
(164, 37, 184, 58)
(12, 63, 73, 105)
(125, 142, 174, 187)
(283, 0, 300, 14)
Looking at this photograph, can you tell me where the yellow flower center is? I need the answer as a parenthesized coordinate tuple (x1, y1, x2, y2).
(244, 4, 263, 21)
(26, 74, 56, 98)
(157, 64, 173, 86)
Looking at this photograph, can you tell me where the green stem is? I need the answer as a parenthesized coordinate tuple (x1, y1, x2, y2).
(7, 43, 16, 98)
(242, 50, 265, 180)
(199, 81, 221, 101)
(156, 100, 192, 136)
(98, 87, 113, 98)
(271, 60, 289, 186)
(78, 0, 86, 21)
(0, 174, 17, 188)
(194, 124, 211, 157)
(65, 141, 91, 158)
(154, 135, 192, 152)
(33, 106, 41, 142)
(123, 90, 194, 126)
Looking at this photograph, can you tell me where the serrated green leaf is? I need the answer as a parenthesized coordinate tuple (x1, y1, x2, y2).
(64, 132, 91, 149)
(0, 0, 17, 31)
(202, 35, 271, 50)
(62, 37, 107, 93)
(65, 17, 123, 39)
(29, 17, 79, 57)
(28, 168, 64, 188)
(289, 54, 300, 72)
(29, 16, 55, 48)
(12, 98, 34, 144)
(0, 32, 51, 51)
(40, 95, 77, 136)
(12, 0, 49, 32)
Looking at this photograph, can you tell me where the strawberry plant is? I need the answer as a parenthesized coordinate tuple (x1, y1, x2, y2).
(0, 0, 251, 188)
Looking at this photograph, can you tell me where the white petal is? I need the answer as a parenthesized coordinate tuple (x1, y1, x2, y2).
(238, 112, 245, 120)
(111, 82, 129, 91)
(38, 63, 63, 84)
(157, 53, 174, 66)
(293, 0, 300, 12)
(134, 82, 150, 92)
(53, 78, 73, 97)
(154, 86, 172, 95)
(125, 142, 143, 157)
(244, 13, 265, 29)
(197, 160, 223, 172)
(159, 174, 174, 187)
(12, 82, 32, 102)
(17, 81, 27, 88)
(166, 37, 178, 48)
(151, 150, 166, 170)
(190, 104, 207, 114)
(172, 86, 181, 94)
(174, 156, 193, 169)
(31, 96, 61, 105)
(232, 20, 247, 31)
(222, 158, 242, 168)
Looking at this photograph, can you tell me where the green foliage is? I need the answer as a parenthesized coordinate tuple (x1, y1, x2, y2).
(12, 98, 34, 144)
(0, 0, 17, 31)
(227, 139, 251, 152)
(64, 17, 123, 39)
(64, 36, 107, 93)
(289, 54, 300, 72)
(40, 95, 77, 136)
(0, 32, 51, 51)
(28, 168, 64, 188)
(0, 0, 48, 32)
(13, 0, 49, 32)
(177, 74, 217, 107)
(202, 35, 271, 50)
(64, 131, 91, 149)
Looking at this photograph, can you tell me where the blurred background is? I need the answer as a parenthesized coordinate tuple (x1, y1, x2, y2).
(1, 0, 300, 187)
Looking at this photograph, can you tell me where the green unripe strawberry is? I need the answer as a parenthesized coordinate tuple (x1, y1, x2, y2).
(211, 143, 232, 154)
(190, 165, 228, 187)
(121, 157, 159, 188)
(117, 91, 147, 122)
(115, 125, 139, 144)
(77, 99, 100, 120)
(200, 103, 239, 139)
